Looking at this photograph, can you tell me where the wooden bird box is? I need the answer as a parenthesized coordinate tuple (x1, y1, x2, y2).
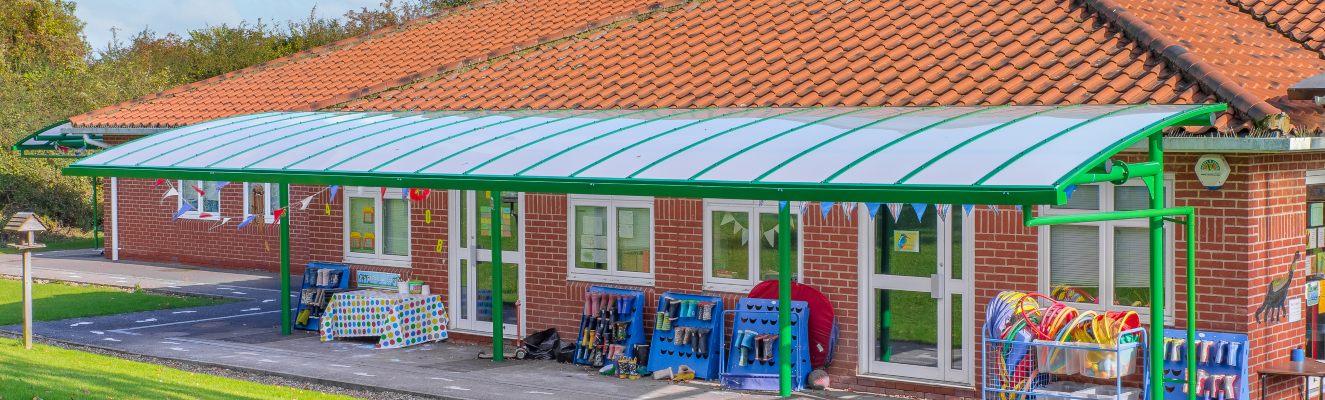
(4, 212, 47, 233)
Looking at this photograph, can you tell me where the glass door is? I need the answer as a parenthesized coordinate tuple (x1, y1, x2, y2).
(449, 190, 523, 335)
(861, 204, 972, 383)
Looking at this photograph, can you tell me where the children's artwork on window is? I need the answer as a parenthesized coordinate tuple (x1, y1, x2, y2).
(362, 206, 374, 224)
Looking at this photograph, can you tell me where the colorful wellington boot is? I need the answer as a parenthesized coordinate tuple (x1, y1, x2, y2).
(656, 311, 671, 330)
(735, 330, 751, 366)
(695, 328, 711, 356)
(739, 330, 757, 366)
(698, 302, 714, 321)
(622, 296, 634, 316)
(1223, 376, 1237, 400)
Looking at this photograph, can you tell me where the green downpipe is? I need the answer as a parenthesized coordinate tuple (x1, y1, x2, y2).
(491, 190, 505, 362)
(778, 201, 793, 397)
(1148, 134, 1166, 400)
(280, 183, 292, 335)
(91, 177, 101, 249)
(1186, 213, 1197, 399)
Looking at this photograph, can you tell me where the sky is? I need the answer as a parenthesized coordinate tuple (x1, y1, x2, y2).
(73, 1, 382, 50)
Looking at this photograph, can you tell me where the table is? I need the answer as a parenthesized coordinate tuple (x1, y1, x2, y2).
(320, 290, 449, 349)
(1258, 361, 1325, 400)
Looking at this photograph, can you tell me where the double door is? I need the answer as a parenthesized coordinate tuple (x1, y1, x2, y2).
(860, 204, 972, 383)
(449, 190, 523, 335)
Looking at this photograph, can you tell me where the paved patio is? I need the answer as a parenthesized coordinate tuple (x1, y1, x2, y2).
(0, 250, 886, 399)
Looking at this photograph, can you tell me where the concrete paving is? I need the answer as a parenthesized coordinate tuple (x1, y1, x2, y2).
(0, 250, 886, 399)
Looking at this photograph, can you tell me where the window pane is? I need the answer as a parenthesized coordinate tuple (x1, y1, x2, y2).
(757, 212, 798, 281)
(182, 181, 200, 210)
(459, 192, 467, 248)
(202, 181, 220, 213)
(617, 207, 650, 273)
(574, 205, 608, 270)
(248, 184, 267, 216)
(348, 197, 376, 254)
(877, 204, 937, 278)
(459, 259, 469, 320)
(476, 261, 518, 326)
(951, 294, 963, 371)
(267, 184, 280, 217)
(1114, 186, 1150, 211)
(950, 205, 962, 279)
(1113, 226, 1151, 307)
(383, 198, 408, 256)
(1048, 225, 1100, 304)
(710, 211, 750, 280)
(1052, 184, 1100, 210)
(477, 192, 519, 251)
(874, 288, 938, 367)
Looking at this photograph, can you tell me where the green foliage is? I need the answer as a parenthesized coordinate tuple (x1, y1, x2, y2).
(1, 0, 466, 229)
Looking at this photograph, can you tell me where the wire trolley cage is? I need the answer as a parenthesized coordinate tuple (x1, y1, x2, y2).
(983, 327, 1149, 400)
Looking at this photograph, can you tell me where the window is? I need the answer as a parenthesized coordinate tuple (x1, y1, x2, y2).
(343, 187, 410, 267)
(567, 195, 653, 285)
(1038, 179, 1173, 315)
(243, 183, 282, 222)
(704, 200, 802, 292)
(178, 180, 221, 219)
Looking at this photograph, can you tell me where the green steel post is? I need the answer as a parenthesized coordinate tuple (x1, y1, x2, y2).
(280, 183, 291, 335)
(491, 190, 505, 362)
(1148, 134, 1166, 400)
(778, 201, 793, 397)
(1186, 213, 1197, 399)
(91, 177, 101, 249)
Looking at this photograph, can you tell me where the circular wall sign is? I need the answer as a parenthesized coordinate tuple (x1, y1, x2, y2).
(1194, 154, 1230, 190)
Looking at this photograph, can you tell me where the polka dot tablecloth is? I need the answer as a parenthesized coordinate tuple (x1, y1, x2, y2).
(320, 290, 449, 349)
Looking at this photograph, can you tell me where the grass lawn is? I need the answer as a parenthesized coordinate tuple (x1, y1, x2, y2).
(0, 236, 99, 255)
(0, 337, 356, 399)
(0, 278, 230, 325)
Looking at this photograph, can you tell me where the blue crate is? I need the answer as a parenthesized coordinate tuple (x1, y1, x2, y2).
(573, 286, 647, 366)
(293, 262, 351, 331)
(719, 298, 811, 392)
(647, 292, 724, 379)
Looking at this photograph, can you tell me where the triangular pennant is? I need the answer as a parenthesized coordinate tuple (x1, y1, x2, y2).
(300, 196, 314, 210)
(911, 203, 928, 221)
(209, 217, 232, 231)
(865, 203, 882, 220)
(401, 187, 409, 199)
(197, 212, 213, 218)
(886, 203, 903, 222)
(172, 202, 194, 220)
(152, 178, 166, 188)
(843, 202, 857, 223)
(820, 201, 835, 220)
(236, 214, 256, 230)
(329, 185, 340, 199)
(763, 226, 778, 247)
(962, 204, 974, 217)
(740, 228, 749, 246)
(190, 185, 205, 197)
(937, 204, 951, 222)
(799, 201, 809, 216)
(380, 187, 388, 197)
(720, 213, 736, 226)
(273, 208, 286, 223)
(1064, 185, 1078, 200)
(161, 188, 179, 199)
(215, 182, 230, 191)
(732, 220, 745, 235)
(988, 204, 1001, 217)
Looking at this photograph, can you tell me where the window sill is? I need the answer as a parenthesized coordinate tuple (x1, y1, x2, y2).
(344, 254, 410, 269)
(703, 280, 755, 294)
(176, 213, 221, 221)
(567, 270, 654, 287)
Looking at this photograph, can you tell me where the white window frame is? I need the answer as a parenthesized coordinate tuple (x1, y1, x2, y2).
(176, 180, 221, 220)
(567, 195, 656, 286)
(1037, 177, 1175, 319)
(702, 199, 804, 293)
(242, 183, 280, 223)
(343, 186, 411, 268)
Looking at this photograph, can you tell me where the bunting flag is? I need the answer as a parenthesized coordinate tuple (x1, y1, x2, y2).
(820, 201, 835, 220)
(937, 204, 951, 222)
(962, 204, 975, 217)
(300, 195, 314, 210)
(401, 187, 410, 199)
(799, 201, 808, 216)
(763, 226, 778, 247)
(236, 214, 256, 230)
(1064, 185, 1078, 200)
(380, 187, 388, 197)
(73, 147, 86, 156)
(720, 213, 736, 227)
(329, 185, 340, 199)
(172, 202, 194, 220)
(740, 227, 749, 246)
(198, 212, 213, 218)
(191, 185, 205, 197)
(409, 188, 431, 202)
(215, 182, 230, 191)
(273, 208, 286, 223)
(209, 217, 233, 231)
(886, 203, 903, 222)
(161, 188, 180, 201)
(910, 203, 928, 221)
(152, 178, 167, 188)
(988, 204, 1002, 217)
(865, 202, 882, 220)
(731, 220, 745, 235)
(843, 202, 857, 223)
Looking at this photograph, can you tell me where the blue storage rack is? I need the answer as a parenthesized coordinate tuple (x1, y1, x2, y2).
(293, 262, 351, 331)
(573, 286, 646, 366)
(1162, 330, 1249, 400)
(647, 292, 724, 379)
(720, 298, 811, 392)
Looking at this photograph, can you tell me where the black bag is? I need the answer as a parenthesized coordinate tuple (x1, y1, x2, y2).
(556, 339, 577, 363)
(523, 328, 560, 360)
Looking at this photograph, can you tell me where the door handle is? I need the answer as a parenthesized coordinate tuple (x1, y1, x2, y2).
(930, 273, 944, 299)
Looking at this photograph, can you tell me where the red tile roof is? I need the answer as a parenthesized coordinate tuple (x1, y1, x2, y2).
(347, 0, 1210, 112)
(70, 0, 675, 128)
(69, 0, 1325, 133)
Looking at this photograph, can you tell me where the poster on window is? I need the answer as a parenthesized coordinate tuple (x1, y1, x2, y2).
(1307, 281, 1319, 307)
(893, 230, 920, 252)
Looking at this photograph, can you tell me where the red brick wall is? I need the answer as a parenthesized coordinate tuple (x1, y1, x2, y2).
(101, 150, 1321, 399)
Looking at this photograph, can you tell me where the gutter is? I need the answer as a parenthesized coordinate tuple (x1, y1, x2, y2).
(64, 127, 167, 136)
(1113, 137, 1325, 153)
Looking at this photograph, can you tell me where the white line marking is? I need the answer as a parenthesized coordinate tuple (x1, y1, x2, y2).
(230, 291, 247, 295)
(257, 359, 277, 363)
(353, 372, 376, 377)
(69, 322, 92, 327)
(526, 391, 554, 395)
(103, 338, 121, 342)
(89, 330, 104, 335)
(134, 318, 158, 323)
(330, 364, 351, 368)
(237, 352, 259, 356)
(169, 347, 188, 352)
(444, 386, 470, 391)
(161, 341, 180, 345)
(428, 377, 453, 382)
(171, 310, 196, 314)
(115, 310, 280, 331)
(240, 308, 260, 312)
(262, 299, 275, 303)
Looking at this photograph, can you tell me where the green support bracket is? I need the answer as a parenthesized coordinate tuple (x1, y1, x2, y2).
(280, 183, 292, 335)
(490, 190, 505, 362)
(777, 200, 793, 397)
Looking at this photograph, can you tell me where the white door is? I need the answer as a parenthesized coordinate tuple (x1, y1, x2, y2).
(859, 204, 973, 383)
(449, 190, 524, 335)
